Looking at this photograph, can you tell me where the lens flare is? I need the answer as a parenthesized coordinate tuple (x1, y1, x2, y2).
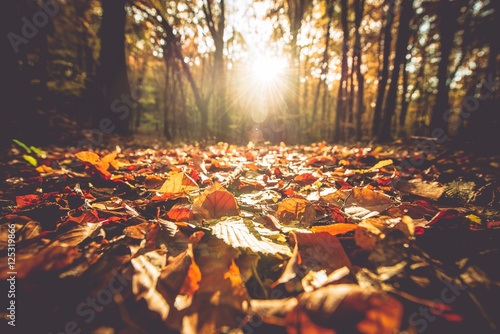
(251, 55, 287, 84)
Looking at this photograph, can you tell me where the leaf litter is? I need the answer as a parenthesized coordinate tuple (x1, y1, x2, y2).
(0, 141, 499, 333)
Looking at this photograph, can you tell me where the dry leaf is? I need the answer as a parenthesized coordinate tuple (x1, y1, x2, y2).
(193, 182, 240, 219)
(286, 284, 403, 334)
(310, 223, 358, 236)
(277, 198, 316, 227)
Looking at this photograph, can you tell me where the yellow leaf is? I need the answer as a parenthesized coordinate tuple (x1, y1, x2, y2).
(370, 159, 394, 170)
(466, 214, 482, 224)
(158, 172, 198, 194)
(75, 151, 101, 165)
(36, 165, 54, 173)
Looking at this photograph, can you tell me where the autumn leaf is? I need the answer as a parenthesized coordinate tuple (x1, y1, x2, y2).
(271, 232, 302, 294)
(16, 194, 41, 209)
(124, 221, 156, 239)
(369, 159, 394, 170)
(294, 173, 318, 185)
(167, 198, 194, 221)
(310, 223, 358, 236)
(36, 165, 54, 173)
(175, 232, 204, 310)
(348, 187, 394, 213)
(277, 198, 316, 227)
(286, 284, 403, 334)
(0, 242, 80, 279)
(211, 216, 291, 256)
(395, 179, 445, 201)
(67, 209, 100, 224)
(158, 171, 199, 195)
(291, 232, 352, 273)
(0, 215, 41, 250)
(75, 151, 101, 166)
(193, 182, 240, 219)
(144, 175, 165, 189)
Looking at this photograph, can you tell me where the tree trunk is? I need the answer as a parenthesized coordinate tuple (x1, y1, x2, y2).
(429, 0, 459, 133)
(286, 0, 311, 143)
(352, 0, 365, 141)
(399, 54, 409, 136)
(98, 0, 131, 136)
(203, 0, 227, 141)
(312, 0, 333, 128)
(379, 0, 413, 142)
(372, 0, 395, 136)
(334, 0, 349, 142)
(354, 0, 365, 141)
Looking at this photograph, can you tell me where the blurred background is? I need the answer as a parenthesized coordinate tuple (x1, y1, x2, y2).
(1, 0, 498, 148)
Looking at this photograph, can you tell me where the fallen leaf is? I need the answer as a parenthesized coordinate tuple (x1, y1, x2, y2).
(16, 194, 41, 209)
(310, 223, 358, 236)
(395, 179, 445, 201)
(158, 172, 199, 194)
(277, 198, 316, 227)
(286, 284, 403, 334)
(193, 182, 240, 219)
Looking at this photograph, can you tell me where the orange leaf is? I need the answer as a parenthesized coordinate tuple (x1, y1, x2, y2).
(311, 223, 358, 235)
(36, 165, 54, 173)
(178, 252, 202, 297)
(291, 232, 351, 273)
(124, 221, 154, 239)
(193, 182, 240, 219)
(16, 194, 40, 209)
(294, 173, 318, 185)
(167, 198, 193, 221)
(75, 151, 101, 166)
(286, 284, 402, 334)
(276, 198, 316, 226)
(68, 210, 100, 224)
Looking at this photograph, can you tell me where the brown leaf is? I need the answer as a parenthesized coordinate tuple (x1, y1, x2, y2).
(167, 198, 194, 221)
(294, 173, 318, 185)
(67, 209, 100, 224)
(144, 175, 165, 189)
(277, 198, 316, 227)
(395, 179, 445, 201)
(0, 215, 41, 250)
(0, 242, 80, 279)
(291, 232, 352, 274)
(124, 221, 155, 240)
(286, 284, 403, 334)
(16, 194, 41, 209)
(193, 182, 240, 219)
(354, 227, 380, 251)
(347, 187, 394, 213)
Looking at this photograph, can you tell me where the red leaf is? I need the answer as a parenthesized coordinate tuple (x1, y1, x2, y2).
(167, 199, 193, 221)
(294, 173, 318, 185)
(16, 194, 41, 209)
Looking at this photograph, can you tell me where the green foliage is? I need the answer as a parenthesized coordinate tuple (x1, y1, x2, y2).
(23, 154, 38, 167)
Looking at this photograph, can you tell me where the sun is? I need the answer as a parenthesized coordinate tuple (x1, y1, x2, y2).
(251, 55, 287, 84)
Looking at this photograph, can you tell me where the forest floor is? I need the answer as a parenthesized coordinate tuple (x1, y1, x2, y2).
(0, 140, 499, 334)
